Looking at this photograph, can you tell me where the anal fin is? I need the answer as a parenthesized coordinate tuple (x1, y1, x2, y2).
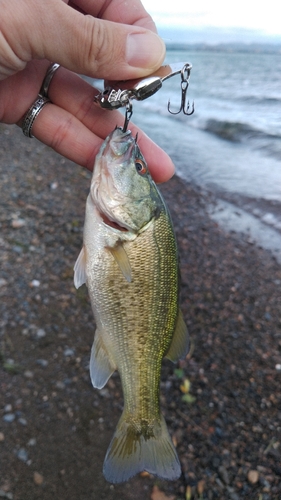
(165, 310, 189, 362)
(90, 329, 116, 389)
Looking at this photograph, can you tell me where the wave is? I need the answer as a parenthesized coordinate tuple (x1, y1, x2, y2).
(203, 118, 281, 144)
(241, 95, 281, 105)
(257, 141, 281, 161)
(138, 102, 281, 159)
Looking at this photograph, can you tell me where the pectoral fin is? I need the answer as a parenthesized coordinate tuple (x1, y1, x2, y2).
(74, 246, 87, 289)
(90, 329, 117, 389)
(108, 244, 132, 283)
(165, 310, 189, 362)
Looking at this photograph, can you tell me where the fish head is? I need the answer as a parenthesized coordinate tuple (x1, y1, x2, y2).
(91, 127, 160, 232)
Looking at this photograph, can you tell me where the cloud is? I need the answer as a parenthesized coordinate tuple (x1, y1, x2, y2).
(142, 0, 280, 35)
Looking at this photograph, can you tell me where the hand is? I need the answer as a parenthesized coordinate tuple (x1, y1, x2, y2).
(0, 0, 175, 182)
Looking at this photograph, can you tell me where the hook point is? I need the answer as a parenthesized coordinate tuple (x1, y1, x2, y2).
(167, 98, 182, 115)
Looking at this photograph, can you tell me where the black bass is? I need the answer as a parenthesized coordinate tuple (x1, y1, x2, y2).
(74, 127, 189, 483)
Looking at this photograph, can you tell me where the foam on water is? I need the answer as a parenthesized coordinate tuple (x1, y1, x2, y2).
(207, 199, 281, 264)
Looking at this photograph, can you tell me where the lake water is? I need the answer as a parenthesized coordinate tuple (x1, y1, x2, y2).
(132, 46, 281, 263)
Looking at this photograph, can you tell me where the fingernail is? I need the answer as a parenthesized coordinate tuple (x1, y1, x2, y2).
(126, 32, 166, 70)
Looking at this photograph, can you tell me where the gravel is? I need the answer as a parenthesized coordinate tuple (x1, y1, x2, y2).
(0, 123, 280, 500)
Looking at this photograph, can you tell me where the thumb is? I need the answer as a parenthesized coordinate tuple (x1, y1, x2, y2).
(4, 0, 166, 80)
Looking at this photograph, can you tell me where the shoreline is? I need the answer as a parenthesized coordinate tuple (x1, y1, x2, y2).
(1, 124, 281, 499)
(175, 178, 281, 266)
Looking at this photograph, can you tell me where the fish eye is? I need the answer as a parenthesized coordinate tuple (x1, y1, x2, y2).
(135, 159, 147, 175)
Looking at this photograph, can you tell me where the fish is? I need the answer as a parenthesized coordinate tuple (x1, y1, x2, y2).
(74, 127, 189, 483)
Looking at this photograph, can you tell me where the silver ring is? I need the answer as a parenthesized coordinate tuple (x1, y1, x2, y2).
(22, 96, 50, 138)
(39, 63, 60, 98)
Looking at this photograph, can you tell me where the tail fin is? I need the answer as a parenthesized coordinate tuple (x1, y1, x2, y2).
(103, 413, 181, 484)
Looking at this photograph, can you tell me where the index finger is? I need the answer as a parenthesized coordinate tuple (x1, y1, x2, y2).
(19, 66, 175, 183)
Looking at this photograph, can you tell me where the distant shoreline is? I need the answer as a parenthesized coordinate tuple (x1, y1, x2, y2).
(166, 42, 281, 54)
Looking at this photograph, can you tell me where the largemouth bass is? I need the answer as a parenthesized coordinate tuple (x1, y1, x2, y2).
(74, 127, 189, 483)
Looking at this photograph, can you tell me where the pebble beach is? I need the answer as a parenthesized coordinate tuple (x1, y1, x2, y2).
(0, 123, 281, 500)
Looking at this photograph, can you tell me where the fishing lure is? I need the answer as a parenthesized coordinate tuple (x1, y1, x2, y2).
(94, 62, 194, 131)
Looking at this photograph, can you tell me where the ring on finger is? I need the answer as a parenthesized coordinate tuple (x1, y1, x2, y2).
(22, 96, 50, 138)
(22, 62, 60, 138)
(39, 62, 60, 98)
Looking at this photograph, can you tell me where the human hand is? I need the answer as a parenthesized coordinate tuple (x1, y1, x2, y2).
(0, 0, 175, 183)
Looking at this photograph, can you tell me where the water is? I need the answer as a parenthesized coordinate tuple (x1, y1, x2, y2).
(131, 47, 281, 263)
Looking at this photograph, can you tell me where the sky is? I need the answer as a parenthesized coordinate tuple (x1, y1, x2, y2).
(141, 0, 281, 43)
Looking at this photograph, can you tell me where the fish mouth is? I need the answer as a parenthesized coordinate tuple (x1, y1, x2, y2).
(105, 128, 136, 161)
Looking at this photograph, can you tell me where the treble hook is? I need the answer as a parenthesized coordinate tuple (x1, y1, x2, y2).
(168, 63, 195, 116)
(123, 101, 133, 132)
